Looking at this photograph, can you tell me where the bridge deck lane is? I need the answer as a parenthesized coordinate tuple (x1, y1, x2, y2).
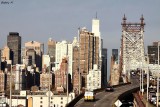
(75, 76, 139, 107)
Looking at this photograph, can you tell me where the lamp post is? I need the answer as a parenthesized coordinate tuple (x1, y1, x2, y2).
(142, 64, 144, 96)
(147, 54, 155, 101)
(140, 65, 141, 94)
(147, 65, 149, 101)
(67, 67, 68, 104)
(157, 41, 160, 107)
(140, 47, 144, 96)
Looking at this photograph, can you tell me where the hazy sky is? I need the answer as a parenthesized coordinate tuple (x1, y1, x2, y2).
(0, 0, 160, 53)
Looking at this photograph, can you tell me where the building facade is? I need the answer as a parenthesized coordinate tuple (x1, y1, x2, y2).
(87, 64, 101, 91)
(26, 49, 36, 66)
(102, 48, 107, 87)
(1, 46, 10, 62)
(148, 42, 160, 64)
(92, 19, 102, 69)
(0, 50, 1, 70)
(25, 41, 44, 70)
(40, 73, 52, 90)
(55, 40, 74, 79)
(55, 40, 68, 70)
(42, 55, 50, 71)
(112, 49, 118, 64)
(7, 32, 21, 65)
(54, 58, 69, 92)
(79, 27, 100, 87)
(47, 38, 56, 62)
(27, 91, 75, 107)
(72, 45, 80, 94)
(0, 71, 5, 92)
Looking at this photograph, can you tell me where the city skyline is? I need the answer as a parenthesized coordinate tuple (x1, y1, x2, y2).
(0, 0, 160, 53)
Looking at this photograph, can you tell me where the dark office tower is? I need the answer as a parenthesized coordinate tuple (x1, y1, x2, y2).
(112, 49, 118, 64)
(102, 48, 107, 88)
(7, 32, 21, 65)
(148, 42, 160, 64)
(47, 38, 56, 62)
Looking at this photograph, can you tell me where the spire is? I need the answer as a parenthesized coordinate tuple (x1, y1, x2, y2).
(140, 14, 144, 21)
(96, 12, 97, 19)
(122, 14, 127, 26)
(123, 14, 127, 21)
(140, 14, 145, 26)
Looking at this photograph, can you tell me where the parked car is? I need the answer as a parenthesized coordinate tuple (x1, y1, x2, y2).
(105, 86, 114, 92)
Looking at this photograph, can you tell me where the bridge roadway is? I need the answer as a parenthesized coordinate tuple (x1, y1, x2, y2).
(74, 76, 139, 107)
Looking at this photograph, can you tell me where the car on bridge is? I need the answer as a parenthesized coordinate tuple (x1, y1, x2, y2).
(105, 86, 114, 92)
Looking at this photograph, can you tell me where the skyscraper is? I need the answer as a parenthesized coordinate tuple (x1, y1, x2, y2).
(79, 27, 100, 87)
(102, 48, 107, 87)
(25, 41, 43, 71)
(112, 49, 118, 64)
(55, 40, 68, 70)
(54, 58, 68, 92)
(148, 42, 160, 64)
(92, 18, 102, 69)
(55, 40, 74, 78)
(7, 32, 21, 65)
(1, 46, 10, 61)
(47, 38, 56, 62)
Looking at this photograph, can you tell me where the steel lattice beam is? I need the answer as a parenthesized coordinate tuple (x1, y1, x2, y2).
(120, 15, 145, 83)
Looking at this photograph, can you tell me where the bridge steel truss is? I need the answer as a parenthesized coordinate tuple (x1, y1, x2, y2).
(120, 15, 146, 83)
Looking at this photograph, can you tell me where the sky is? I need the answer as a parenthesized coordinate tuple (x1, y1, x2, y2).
(0, 0, 160, 78)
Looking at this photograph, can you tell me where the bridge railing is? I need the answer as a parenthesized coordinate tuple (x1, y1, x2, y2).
(112, 84, 147, 107)
(65, 93, 84, 107)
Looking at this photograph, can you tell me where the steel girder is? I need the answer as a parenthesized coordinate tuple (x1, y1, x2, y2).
(121, 17, 145, 82)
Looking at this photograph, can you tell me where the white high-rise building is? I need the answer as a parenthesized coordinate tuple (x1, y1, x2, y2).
(68, 43, 73, 77)
(55, 38, 79, 79)
(92, 19, 100, 37)
(42, 55, 50, 69)
(55, 40, 68, 70)
(92, 19, 102, 69)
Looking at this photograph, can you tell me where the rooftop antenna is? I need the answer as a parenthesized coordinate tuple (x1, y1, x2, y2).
(96, 12, 97, 19)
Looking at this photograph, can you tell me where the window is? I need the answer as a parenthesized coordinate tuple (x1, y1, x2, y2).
(40, 97, 43, 99)
(61, 97, 63, 100)
(40, 105, 43, 107)
(61, 101, 63, 104)
(40, 101, 43, 103)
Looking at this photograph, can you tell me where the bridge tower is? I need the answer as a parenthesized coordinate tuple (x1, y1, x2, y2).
(120, 15, 145, 83)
